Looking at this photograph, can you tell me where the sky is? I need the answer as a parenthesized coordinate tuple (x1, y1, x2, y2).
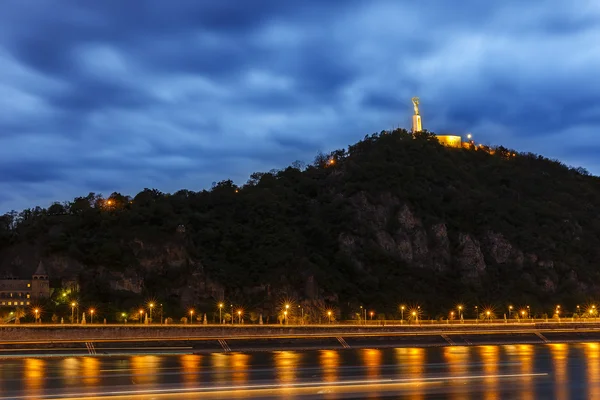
(1, 0, 599, 213)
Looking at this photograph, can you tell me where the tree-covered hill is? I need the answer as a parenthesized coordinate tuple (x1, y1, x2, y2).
(1, 129, 599, 321)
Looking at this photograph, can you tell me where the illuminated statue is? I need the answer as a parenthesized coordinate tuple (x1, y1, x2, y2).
(411, 97, 422, 133)
(411, 97, 420, 116)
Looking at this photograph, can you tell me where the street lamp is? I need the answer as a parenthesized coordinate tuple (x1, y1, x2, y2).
(458, 305, 463, 320)
(284, 311, 288, 324)
(71, 302, 76, 324)
(486, 310, 491, 322)
(149, 303, 154, 322)
(189, 309, 194, 324)
(327, 311, 332, 324)
(238, 310, 242, 324)
(370, 311, 374, 321)
(34, 308, 39, 323)
(89, 309, 95, 324)
(508, 305, 513, 319)
(400, 305, 405, 322)
(412, 311, 417, 324)
(298, 305, 304, 325)
(219, 303, 223, 324)
(139, 309, 144, 324)
(121, 313, 126, 323)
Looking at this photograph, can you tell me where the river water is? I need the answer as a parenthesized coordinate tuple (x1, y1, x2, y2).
(0, 342, 597, 399)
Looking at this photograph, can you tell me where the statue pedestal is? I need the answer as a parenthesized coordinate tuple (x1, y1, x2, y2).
(412, 115, 422, 133)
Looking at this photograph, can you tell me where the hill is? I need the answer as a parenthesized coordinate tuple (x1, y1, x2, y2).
(1, 129, 599, 322)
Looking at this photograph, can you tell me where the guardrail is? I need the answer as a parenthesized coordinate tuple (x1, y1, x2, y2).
(1, 317, 597, 327)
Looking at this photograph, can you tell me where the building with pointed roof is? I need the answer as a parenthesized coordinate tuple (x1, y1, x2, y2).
(0, 260, 50, 308)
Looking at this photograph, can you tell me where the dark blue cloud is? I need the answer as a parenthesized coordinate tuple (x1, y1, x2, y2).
(0, 0, 599, 212)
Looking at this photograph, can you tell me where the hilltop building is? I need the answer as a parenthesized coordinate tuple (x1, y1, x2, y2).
(0, 261, 50, 307)
(411, 98, 463, 148)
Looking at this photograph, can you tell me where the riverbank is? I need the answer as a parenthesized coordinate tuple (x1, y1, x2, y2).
(2, 323, 600, 356)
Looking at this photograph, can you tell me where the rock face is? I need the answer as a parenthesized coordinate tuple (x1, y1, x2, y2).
(340, 192, 558, 288)
(456, 234, 486, 280)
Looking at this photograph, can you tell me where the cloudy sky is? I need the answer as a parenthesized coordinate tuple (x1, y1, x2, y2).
(1, 0, 599, 213)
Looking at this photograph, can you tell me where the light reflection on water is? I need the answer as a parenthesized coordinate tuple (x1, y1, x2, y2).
(319, 349, 339, 383)
(479, 345, 499, 400)
(6, 343, 600, 398)
(549, 343, 568, 400)
(179, 354, 201, 386)
(444, 346, 471, 400)
(586, 342, 600, 399)
(24, 357, 45, 396)
(395, 347, 425, 400)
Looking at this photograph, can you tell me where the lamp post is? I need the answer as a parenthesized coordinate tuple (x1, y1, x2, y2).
(298, 305, 304, 325)
(486, 310, 491, 322)
(149, 303, 154, 322)
(90, 309, 95, 324)
(71, 302, 76, 324)
(284, 311, 288, 325)
(412, 311, 417, 324)
(508, 305, 513, 319)
(475, 306, 478, 323)
(189, 310, 194, 324)
(160, 304, 163, 325)
(231, 305, 234, 325)
(400, 305, 405, 323)
(34, 308, 39, 323)
(219, 303, 223, 324)
(121, 313, 126, 323)
(327, 311, 332, 324)
(238, 310, 242, 324)
(139, 309, 144, 324)
(450, 311, 454, 323)
(370, 311, 374, 321)
(458, 305, 463, 321)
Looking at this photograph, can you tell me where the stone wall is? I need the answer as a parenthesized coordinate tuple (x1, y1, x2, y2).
(1, 322, 597, 342)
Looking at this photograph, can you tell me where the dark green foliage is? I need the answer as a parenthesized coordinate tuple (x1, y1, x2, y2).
(1, 129, 599, 318)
